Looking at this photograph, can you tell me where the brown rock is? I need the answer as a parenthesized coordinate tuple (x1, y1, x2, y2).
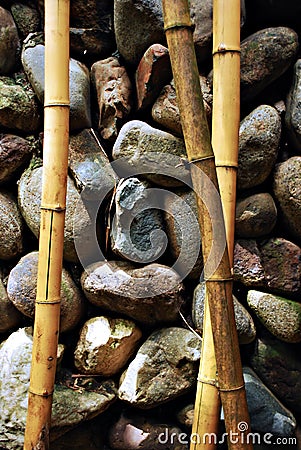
(234, 239, 266, 288)
(0, 7, 20, 75)
(0, 276, 22, 334)
(0, 191, 23, 260)
(0, 134, 34, 184)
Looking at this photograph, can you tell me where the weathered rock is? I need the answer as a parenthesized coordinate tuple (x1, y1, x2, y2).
(74, 316, 142, 376)
(7, 251, 85, 333)
(240, 27, 299, 102)
(81, 260, 184, 325)
(176, 404, 194, 429)
(250, 330, 301, 415)
(0, 7, 20, 75)
(0, 276, 22, 334)
(244, 366, 296, 437)
(111, 177, 166, 263)
(18, 162, 92, 262)
(112, 120, 190, 187)
(68, 128, 116, 201)
(0, 328, 116, 449)
(152, 77, 212, 136)
(21, 37, 91, 130)
(0, 73, 40, 132)
(136, 44, 172, 111)
(163, 189, 202, 280)
(192, 282, 256, 345)
(273, 157, 301, 242)
(0, 134, 34, 185)
(10, 2, 40, 40)
(118, 327, 201, 408)
(285, 60, 301, 152)
(247, 290, 301, 343)
(0, 190, 23, 260)
(235, 193, 277, 238)
(70, 27, 116, 63)
(70, 0, 113, 29)
(238, 105, 281, 190)
(234, 239, 266, 288)
(91, 56, 132, 141)
(108, 412, 187, 449)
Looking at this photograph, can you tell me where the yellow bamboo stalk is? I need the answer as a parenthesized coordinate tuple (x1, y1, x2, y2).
(162, 1, 252, 449)
(23, 1, 70, 448)
(190, 1, 242, 448)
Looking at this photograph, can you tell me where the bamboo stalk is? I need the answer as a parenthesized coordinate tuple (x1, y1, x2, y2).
(162, 1, 252, 449)
(190, 1, 242, 448)
(23, 1, 70, 448)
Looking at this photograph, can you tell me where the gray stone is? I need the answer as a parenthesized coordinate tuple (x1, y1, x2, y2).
(74, 316, 142, 376)
(192, 282, 256, 345)
(0, 328, 116, 449)
(81, 260, 184, 325)
(118, 327, 201, 408)
(152, 77, 212, 136)
(0, 134, 34, 185)
(11, 2, 40, 40)
(0, 276, 22, 334)
(247, 290, 301, 343)
(273, 156, 301, 242)
(0, 190, 23, 260)
(238, 105, 281, 190)
(235, 193, 277, 238)
(18, 162, 92, 262)
(0, 7, 20, 75)
(91, 56, 132, 141)
(240, 27, 299, 102)
(285, 60, 301, 152)
(108, 412, 188, 449)
(21, 37, 91, 131)
(68, 128, 117, 201)
(7, 251, 85, 333)
(0, 73, 41, 132)
(244, 366, 296, 437)
(111, 177, 166, 263)
(250, 331, 301, 416)
(112, 120, 190, 187)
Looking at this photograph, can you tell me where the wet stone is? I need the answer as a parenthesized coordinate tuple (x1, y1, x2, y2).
(118, 327, 201, 408)
(0, 7, 20, 75)
(285, 60, 301, 152)
(111, 177, 166, 264)
(81, 260, 184, 325)
(0, 190, 23, 260)
(0, 134, 34, 185)
(238, 105, 281, 190)
(247, 290, 301, 343)
(7, 251, 85, 333)
(91, 56, 132, 141)
(74, 316, 142, 377)
(233, 239, 266, 288)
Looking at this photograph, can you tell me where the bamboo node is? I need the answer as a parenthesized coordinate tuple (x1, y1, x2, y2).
(44, 102, 70, 108)
(40, 204, 66, 212)
(219, 383, 245, 392)
(215, 162, 238, 169)
(35, 297, 61, 305)
(205, 277, 233, 282)
(164, 20, 193, 32)
(212, 44, 241, 55)
(189, 155, 215, 164)
(29, 388, 54, 398)
(197, 376, 218, 388)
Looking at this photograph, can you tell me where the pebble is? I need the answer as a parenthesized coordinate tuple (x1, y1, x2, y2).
(0, 190, 23, 260)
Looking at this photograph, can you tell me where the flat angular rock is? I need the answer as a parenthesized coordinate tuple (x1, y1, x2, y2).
(244, 366, 296, 437)
(0, 190, 23, 260)
(240, 27, 299, 102)
(152, 77, 212, 136)
(74, 316, 142, 376)
(21, 37, 91, 131)
(247, 290, 301, 343)
(0, 134, 34, 185)
(0, 328, 116, 449)
(111, 178, 166, 263)
(0, 7, 20, 75)
(91, 56, 132, 141)
(285, 60, 301, 152)
(235, 193, 277, 238)
(81, 260, 184, 325)
(273, 156, 301, 242)
(192, 282, 256, 345)
(0, 74, 40, 132)
(118, 327, 201, 408)
(7, 251, 85, 333)
(238, 105, 281, 190)
(135, 44, 172, 111)
(18, 162, 92, 262)
(112, 120, 190, 187)
(0, 276, 22, 334)
(68, 128, 116, 201)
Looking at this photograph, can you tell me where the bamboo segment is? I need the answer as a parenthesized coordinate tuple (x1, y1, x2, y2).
(162, 1, 252, 449)
(23, 1, 70, 448)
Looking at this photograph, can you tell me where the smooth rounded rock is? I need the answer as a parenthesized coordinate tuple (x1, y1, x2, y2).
(7, 251, 85, 333)
(285, 59, 301, 152)
(0, 191, 23, 260)
(0, 7, 20, 75)
(0, 277, 22, 334)
(74, 316, 142, 376)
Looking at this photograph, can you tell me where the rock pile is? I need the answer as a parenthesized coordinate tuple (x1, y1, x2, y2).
(0, 0, 301, 449)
